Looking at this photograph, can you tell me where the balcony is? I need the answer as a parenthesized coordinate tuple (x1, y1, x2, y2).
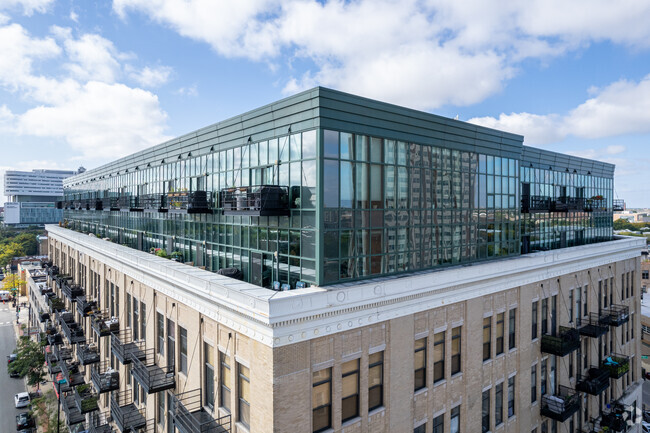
(62, 394, 86, 426)
(46, 352, 62, 375)
(39, 311, 50, 323)
(91, 311, 119, 337)
(60, 360, 85, 387)
(575, 366, 610, 395)
(576, 312, 609, 338)
(77, 343, 100, 366)
(601, 402, 633, 432)
(170, 389, 232, 433)
(541, 326, 581, 357)
(48, 297, 65, 313)
(221, 185, 289, 216)
(88, 411, 113, 433)
(47, 332, 63, 346)
(111, 329, 145, 364)
(540, 385, 581, 422)
(167, 190, 212, 214)
(62, 282, 84, 301)
(521, 195, 551, 213)
(584, 197, 607, 212)
(613, 199, 625, 212)
(140, 194, 167, 212)
(60, 316, 86, 345)
(76, 296, 97, 316)
(132, 348, 175, 394)
(40, 285, 53, 296)
(74, 383, 99, 414)
(601, 354, 630, 379)
(91, 361, 119, 393)
(604, 304, 630, 327)
(53, 345, 73, 362)
(46, 265, 59, 277)
(111, 390, 146, 432)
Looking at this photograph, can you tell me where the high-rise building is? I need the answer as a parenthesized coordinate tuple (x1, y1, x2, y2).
(34, 88, 643, 433)
(3, 168, 82, 227)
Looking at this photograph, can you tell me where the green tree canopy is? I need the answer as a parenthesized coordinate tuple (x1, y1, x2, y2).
(8, 336, 46, 387)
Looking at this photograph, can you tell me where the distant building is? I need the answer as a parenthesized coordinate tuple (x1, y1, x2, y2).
(3, 168, 83, 227)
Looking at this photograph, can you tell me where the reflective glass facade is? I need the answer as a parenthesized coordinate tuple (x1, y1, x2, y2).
(61, 87, 615, 289)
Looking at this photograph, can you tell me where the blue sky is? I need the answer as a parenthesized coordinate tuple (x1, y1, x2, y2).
(1, 0, 649, 207)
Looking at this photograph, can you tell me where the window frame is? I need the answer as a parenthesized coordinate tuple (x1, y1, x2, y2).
(433, 331, 445, 383)
(341, 358, 360, 423)
(483, 317, 492, 361)
(414, 338, 427, 391)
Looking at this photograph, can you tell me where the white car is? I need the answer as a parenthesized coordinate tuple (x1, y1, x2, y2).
(14, 392, 30, 408)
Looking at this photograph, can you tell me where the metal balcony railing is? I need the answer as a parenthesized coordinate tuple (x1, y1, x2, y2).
(613, 199, 625, 212)
(91, 361, 119, 394)
(600, 402, 634, 432)
(167, 190, 212, 214)
(77, 343, 100, 366)
(47, 332, 63, 346)
(53, 345, 73, 362)
(88, 411, 112, 433)
(39, 311, 50, 323)
(575, 366, 610, 395)
(76, 296, 97, 316)
(601, 353, 630, 379)
(576, 312, 609, 338)
(170, 389, 232, 433)
(46, 352, 62, 376)
(40, 285, 53, 295)
(604, 304, 630, 327)
(221, 185, 289, 216)
(541, 326, 581, 357)
(111, 390, 146, 432)
(111, 329, 145, 364)
(60, 316, 86, 345)
(60, 360, 85, 387)
(61, 282, 84, 301)
(48, 297, 65, 313)
(131, 348, 175, 394)
(140, 193, 167, 212)
(74, 383, 99, 414)
(62, 394, 86, 426)
(584, 198, 607, 212)
(90, 311, 119, 337)
(540, 385, 581, 422)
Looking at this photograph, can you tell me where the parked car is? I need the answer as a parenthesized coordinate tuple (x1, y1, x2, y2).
(7, 353, 17, 364)
(14, 392, 30, 408)
(16, 412, 35, 430)
(642, 421, 650, 433)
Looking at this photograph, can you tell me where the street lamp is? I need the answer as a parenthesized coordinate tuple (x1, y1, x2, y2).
(51, 375, 67, 433)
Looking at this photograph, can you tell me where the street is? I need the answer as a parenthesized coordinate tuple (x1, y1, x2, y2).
(0, 302, 30, 432)
(644, 379, 650, 410)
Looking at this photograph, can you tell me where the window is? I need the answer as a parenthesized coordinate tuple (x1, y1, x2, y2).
(532, 301, 538, 339)
(133, 296, 139, 340)
(451, 326, 461, 375)
(541, 359, 547, 395)
(434, 331, 445, 383)
(220, 352, 231, 412)
(414, 425, 426, 433)
(496, 313, 504, 355)
(126, 293, 131, 328)
(482, 389, 490, 432)
(450, 406, 460, 433)
(541, 299, 548, 335)
(167, 319, 175, 366)
(157, 393, 164, 425)
(414, 338, 427, 391)
(140, 301, 146, 341)
(495, 382, 503, 426)
(643, 270, 649, 280)
(342, 359, 359, 422)
(531, 364, 537, 403)
(312, 368, 331, 433)
(508, 376, 515, 417)
(432, 413, 444, 433)
(583, 286, 588, 317)
(509, 309, 516, 349)
(179, 326, 188, 375)
(238, 363, 250, 428)
(368, 351, 383, 411)
(205, 343, 215, 409)
(483, 317, 492, 361)
(157, 312, 164, 356)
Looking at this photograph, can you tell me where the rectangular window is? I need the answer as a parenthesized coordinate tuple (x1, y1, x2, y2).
(140, 301, 146, 341)
(508, 376, 515, 417)
(167, 319, 175, 367)
(583, 286, 588, 317)
(531, 364, 537, 403)
(495, 382, 503, 426)
(532, 301, 538, 339)
(157, 393, 164, 425)
(133, 296, 139, 340)
(220, 352, 231, 412)
(126, 293, 131, 328)
(157, 312, 164, 356)
(541, 299, 548, 335)
(238, 363, 250, 428)
(433, 331, 445, 383)
(496, 313, 504, 355)
(451, 326, 461, 375)
(179, 326, 188, 375)
(368, 351, 383, 411)
(450, 406, 460, 433)
(342, 359, 359, 422)
(205, 343, 215, 409)
(312, 369, 332, 432)
(541, 359, 547, 396)
(414, 338, 427, 391)
(568, 289, 573, 323)
(483, 317, 492, 361)
(432, 413, 444, 433)
(414, 425, 426, 433)
(482, 389, 490, 433)
(509, 309, 516, 350)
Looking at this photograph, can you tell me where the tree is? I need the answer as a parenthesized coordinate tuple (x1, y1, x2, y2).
(0, 241, 26, 267)
(3, 273, 25, 292)
(8, 336, 46, 387)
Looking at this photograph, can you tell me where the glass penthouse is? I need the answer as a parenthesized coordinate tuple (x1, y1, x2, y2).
(61, 87, 617, 289)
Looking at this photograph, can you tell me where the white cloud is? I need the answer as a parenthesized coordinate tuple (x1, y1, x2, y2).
(469, 75, 650, 144)
(128, 65, 172, 88)
(0, 0, 54, 16)
(69, 10, 78, 22)
(175, 84, 197, 97)
(112, 0, 650, 110)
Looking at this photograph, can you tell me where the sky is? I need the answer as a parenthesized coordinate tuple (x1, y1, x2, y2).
(0, 0, 649, 207)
